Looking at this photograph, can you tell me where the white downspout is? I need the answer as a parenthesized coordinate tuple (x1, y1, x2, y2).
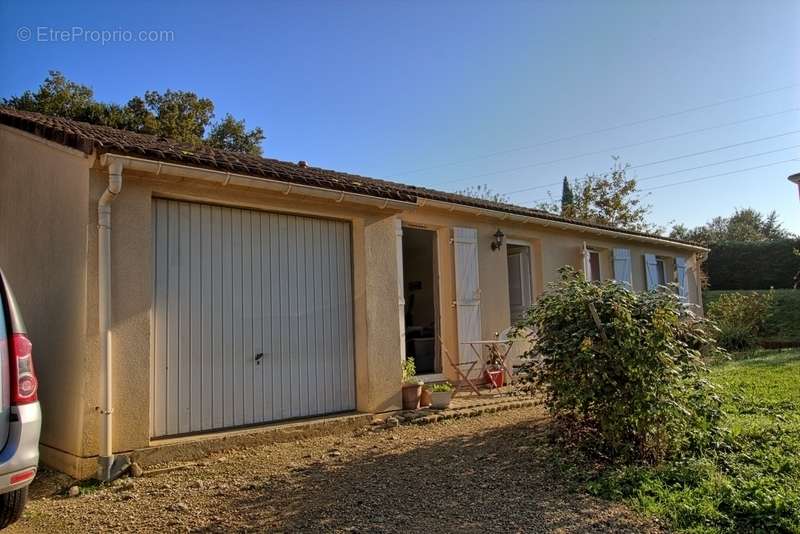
(97, 160, 128, 481)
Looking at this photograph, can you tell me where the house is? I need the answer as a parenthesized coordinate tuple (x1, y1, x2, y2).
(0, 108, 706, 479)
(790, 172, 800, 200)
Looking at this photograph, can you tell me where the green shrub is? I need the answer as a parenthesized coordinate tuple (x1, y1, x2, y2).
(706, 291, 775, 351)
(705, 289, 800, 344)
(518, 267, 725, 464)
(430, 382, 454, 392)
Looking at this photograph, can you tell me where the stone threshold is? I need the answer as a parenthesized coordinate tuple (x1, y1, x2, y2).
(370, 395, 538, 430)
(132, 413, 373, 470)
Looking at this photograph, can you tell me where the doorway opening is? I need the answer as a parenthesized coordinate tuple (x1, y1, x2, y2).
(507, 243, 533, 322)
(402, 227, 440, 376)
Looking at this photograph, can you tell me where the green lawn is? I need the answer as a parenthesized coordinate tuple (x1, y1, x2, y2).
(704, 289, 800, 343)
(586, 350, 800, 533)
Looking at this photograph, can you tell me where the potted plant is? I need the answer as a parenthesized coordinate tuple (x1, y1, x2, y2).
(401, 358, 423, 410)
(430, 382, 454, 409)
(484, 344, 505, 388)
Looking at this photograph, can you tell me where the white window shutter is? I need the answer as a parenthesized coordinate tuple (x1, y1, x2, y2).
(675, 256, 689, 301)
(612, 248, 632, 287)
(581, 241, 591, 278)
(395, 219, 406, 361)
(521, 249, 532, 309)
(454, 227, 482, 364)
(644, 253, 659, 290)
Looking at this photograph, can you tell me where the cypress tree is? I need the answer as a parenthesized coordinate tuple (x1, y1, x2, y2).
(560, 176, 575, 214)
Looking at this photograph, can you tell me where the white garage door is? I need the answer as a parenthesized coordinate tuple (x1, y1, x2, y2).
(151, 199, 355, 438)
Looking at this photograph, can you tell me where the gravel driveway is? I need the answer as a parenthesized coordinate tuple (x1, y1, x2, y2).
(10, 405, 660, 533)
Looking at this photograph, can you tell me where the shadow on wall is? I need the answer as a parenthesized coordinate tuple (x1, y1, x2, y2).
(224, 419, 655, 532)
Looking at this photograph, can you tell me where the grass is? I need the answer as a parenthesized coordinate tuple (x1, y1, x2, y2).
(584, 350, 800, 533)
(704, 289, 800, 343)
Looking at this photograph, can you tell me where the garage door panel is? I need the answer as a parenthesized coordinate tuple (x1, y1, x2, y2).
(286, 216, 298, 418)
(264, 213, 278, 422)
(166, 200, 180, 434)
(200, 204, 213, 431)
(210, 205, 223, 430)
(241, 209, 253, 426)
(250, 213, 264, 425)
(152, 199, 355, 438)
(189, 203, 203, 433)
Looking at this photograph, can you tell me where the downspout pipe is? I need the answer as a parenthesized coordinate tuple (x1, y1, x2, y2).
(97, 160, 129, 482)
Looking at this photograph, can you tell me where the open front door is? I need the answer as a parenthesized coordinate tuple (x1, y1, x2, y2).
(395, 218, 406, 362)
(453, 227, 481, 364)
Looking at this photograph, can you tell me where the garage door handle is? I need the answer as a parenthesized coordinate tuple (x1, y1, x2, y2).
(255, 353, 264, 364)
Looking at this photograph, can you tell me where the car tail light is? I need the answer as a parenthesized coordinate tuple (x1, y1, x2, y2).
(10, 333, 37, 404)
(9, 468, 36, 485)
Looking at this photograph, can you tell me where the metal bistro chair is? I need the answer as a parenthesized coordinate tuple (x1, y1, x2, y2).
(439, 337, 482, 398)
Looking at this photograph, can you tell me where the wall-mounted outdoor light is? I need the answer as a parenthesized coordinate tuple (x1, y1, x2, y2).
(491, 228, 505, 251)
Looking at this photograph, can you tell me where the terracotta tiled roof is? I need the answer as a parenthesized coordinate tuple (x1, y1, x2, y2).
(0, 107, 702, 248)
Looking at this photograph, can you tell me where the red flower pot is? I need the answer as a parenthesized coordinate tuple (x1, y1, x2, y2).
(485, 368, 504, 388)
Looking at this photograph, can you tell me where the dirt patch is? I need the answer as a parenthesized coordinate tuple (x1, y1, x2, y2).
(10, 405, 661, 533)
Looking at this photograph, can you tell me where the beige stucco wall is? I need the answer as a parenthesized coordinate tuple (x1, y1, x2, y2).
(0, 127, 93, 459)
(361, 215, 403, 412)
(399, 206, 704, 373)
(78, 167, 406, 456)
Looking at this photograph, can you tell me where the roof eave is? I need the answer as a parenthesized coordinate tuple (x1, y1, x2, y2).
(419, 198, 708, 252)
(99, 153, 418, 211)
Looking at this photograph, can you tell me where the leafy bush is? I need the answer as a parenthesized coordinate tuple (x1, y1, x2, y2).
(518, 267, 725, 464)
(706, 291, 775, 351)
(430, 382, 454, 393)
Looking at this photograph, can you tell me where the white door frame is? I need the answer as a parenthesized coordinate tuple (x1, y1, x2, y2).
(506, 239, 535, 307)
(397, 222, 443, 380)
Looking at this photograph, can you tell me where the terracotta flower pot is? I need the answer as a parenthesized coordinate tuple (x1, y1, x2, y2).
(420, 387, 432, 408)
(485, 368, 504, 388)
(430, 391, 453, 409)
(402, 383, 422, 410)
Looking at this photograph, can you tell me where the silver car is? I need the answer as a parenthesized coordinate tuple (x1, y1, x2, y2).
(0, 270, 41, 529)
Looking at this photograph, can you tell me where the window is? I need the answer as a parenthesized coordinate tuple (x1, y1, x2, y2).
(588, 250, 601, 281)
(656, 257, 667, 286)
(507, 244, 533, 321)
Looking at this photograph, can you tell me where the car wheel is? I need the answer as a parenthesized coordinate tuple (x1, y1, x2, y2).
(0, 487, 27, 529)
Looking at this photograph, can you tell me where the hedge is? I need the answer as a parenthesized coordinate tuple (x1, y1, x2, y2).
(706, 239, 800, 290)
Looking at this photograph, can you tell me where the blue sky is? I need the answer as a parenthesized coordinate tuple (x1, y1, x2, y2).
(2, 0, 798, 233)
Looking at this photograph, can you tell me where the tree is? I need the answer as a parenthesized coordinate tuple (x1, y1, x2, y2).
(536, 160, 657, 233)
(2, 71, 265, 155)
(455, 184, 510, 203)
(206, 114, 265, 156)
(143, 90, 214, 145)
(560, 176, 574, 215)
(4, 71, 95, 120)
(669, 208, 794, 245)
